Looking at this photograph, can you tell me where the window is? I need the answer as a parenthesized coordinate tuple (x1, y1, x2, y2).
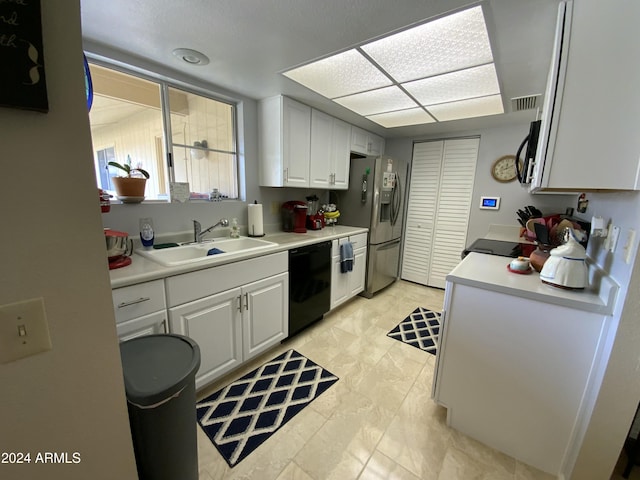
(88, 63, 238, 201)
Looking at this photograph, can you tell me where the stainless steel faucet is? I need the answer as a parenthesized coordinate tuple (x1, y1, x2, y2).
(193, 218, 229, 242)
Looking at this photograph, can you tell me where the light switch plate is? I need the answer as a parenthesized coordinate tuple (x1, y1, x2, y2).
(0, 297, 52, 364)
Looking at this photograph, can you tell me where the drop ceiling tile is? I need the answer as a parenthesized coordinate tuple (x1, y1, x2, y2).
(361, 6, 493, 82)
(283, 49, 392, 99)
(427, 95, 504, 122)
(404, 64, 500, 106)
(334, 86, 417, 116)
(367, 108, 435, 128)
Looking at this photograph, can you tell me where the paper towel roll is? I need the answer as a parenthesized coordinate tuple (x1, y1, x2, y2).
(247, 202, 264, 237)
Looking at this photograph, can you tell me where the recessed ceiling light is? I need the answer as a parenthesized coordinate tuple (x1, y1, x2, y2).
(427, 95, 504, 122)
(367, 108, 436, 128)
(334, 86, 417, 116)
(281, 5, 502, 127)
(361, 6, 493, 83)
(283, 49, 392, 99)
(403, 64, 500, 106)
(172, 48, 210, 66)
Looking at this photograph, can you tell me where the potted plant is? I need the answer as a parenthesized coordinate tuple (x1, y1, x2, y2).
(108, 155, 149, 201)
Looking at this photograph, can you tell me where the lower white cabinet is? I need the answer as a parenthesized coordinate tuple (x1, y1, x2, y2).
(169, 288, 243, 389)
(330, 234, 367, 309)
(166, 252, 288, 390)
(111, 279, 167, 342)
(117, 311, 167, 342)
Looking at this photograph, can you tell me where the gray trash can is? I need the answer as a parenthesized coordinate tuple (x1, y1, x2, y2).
(120, 334, 201, 480)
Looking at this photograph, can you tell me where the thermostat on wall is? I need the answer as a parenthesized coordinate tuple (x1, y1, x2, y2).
(480, 196, 500, 210)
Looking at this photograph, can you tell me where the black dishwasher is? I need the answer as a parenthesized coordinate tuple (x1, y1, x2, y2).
(288, 241, 331, 337)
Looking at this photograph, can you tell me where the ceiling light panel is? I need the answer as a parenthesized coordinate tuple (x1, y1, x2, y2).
(404, 64, 500, 106)
(428, 94, 504, 122)
(334, 86, 417, 116)
(367, 108, 436, 128)
(361, 6, 493, 83)
(283, 49, 392, 99)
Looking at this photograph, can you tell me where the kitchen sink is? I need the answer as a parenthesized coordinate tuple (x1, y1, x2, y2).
(137, 237, 278, 267)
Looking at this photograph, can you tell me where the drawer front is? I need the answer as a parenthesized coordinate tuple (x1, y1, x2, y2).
(349, 233, 368, 250)
(112, 279, 166, 323)
(333, 233, 368, 256)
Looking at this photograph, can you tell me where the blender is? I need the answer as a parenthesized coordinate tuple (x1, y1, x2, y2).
(306, 195, 324, 230)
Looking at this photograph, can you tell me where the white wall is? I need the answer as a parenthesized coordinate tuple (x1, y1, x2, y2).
(0, 2, 137, 479)
(385, 122, 576, 245)
(568, 191, 640, 479)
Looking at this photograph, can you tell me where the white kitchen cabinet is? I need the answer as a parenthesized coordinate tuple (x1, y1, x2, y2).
(242, 272, 288, 361)
(166, 252, 288, 389)
(117, 311, 167, 342)
(432, 253, 614, 477)
(259, 95, 311, 187)
(350, 126, 385, 156)
(169, 288, 243, 389)
(330, 233, 367, 309)
(531, 0, 640, 192)
(111, 279, 167, 342)
(310, 109, 351, 189)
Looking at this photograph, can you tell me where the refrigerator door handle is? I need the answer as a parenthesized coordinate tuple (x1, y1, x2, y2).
(376, 238, 401, 251)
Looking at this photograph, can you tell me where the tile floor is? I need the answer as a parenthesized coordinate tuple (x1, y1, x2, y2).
(194, 280, 564, 479)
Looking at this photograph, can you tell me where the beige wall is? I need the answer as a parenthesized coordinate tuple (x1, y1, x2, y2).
(0, 2, 138, 479)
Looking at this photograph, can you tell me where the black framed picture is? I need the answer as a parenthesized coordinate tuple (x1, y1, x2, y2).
(0, 0, 48, 112)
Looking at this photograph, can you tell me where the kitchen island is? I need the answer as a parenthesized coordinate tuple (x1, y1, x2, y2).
(432, 252, 618, 478)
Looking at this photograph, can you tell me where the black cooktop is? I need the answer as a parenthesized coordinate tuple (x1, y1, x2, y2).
(462, 239, 537, 259)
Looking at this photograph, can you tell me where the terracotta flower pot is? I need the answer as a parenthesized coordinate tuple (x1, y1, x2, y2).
(112, 177, 146, 200)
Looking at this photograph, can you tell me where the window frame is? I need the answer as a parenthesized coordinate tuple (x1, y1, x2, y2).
(87, 55, 241, 203)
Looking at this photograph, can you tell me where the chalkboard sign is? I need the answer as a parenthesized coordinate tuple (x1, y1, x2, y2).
(0, 0, 48, 113)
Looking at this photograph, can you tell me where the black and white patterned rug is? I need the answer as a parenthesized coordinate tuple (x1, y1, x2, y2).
(196, 349, 338, 467)
(387, 307, 441, 355)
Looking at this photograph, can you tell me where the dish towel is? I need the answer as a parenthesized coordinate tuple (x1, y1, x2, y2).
(340, 241, 354, 273)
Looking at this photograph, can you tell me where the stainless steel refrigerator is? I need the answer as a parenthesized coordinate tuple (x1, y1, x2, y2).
(339, 155, 407, 297)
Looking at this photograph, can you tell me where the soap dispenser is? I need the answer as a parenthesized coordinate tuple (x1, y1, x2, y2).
(230, 218, 240, 238)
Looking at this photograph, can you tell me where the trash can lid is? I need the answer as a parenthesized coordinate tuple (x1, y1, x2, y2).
(119, 334, 201, 406)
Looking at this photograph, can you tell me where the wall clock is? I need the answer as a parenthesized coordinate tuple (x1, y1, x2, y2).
(491, 155, 521, 182)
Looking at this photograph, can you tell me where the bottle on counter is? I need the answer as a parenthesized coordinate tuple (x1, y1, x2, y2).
(230, 218, 240, 238)
(139, 217, 155, 249)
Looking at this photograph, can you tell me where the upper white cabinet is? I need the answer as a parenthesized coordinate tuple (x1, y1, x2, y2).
(259, 95, 353, 189)
(259, 95, 311, 187)
(532, 0, 640, 192)
(310, 109, 351, 189)
(350, 126, 385, 157)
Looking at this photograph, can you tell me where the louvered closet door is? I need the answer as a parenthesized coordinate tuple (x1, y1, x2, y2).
(401, 138, 479, 289)
(429, 138, 479, 288)
(401, 141, 444, 285)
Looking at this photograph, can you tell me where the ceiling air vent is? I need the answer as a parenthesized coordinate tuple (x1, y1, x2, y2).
(511, 95, 541, 111)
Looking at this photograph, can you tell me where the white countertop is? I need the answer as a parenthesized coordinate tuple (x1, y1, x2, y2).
(109, 225, 368, 288)
(446, 252, 618, 315)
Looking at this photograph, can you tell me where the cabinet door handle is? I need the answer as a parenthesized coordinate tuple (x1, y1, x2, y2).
(160, 319, 167, 334)
(237, 295, 242, 312)
(117, 297, 150, 308)
(284, 168, 289, 183)
(244, 293, 249, 311)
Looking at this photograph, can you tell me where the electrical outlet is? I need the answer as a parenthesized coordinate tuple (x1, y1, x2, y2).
(270, 201, 280, 215)
(608, 226, 621, 253)
(623, 229, 637, 264)
(0, 298, 52, 364)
